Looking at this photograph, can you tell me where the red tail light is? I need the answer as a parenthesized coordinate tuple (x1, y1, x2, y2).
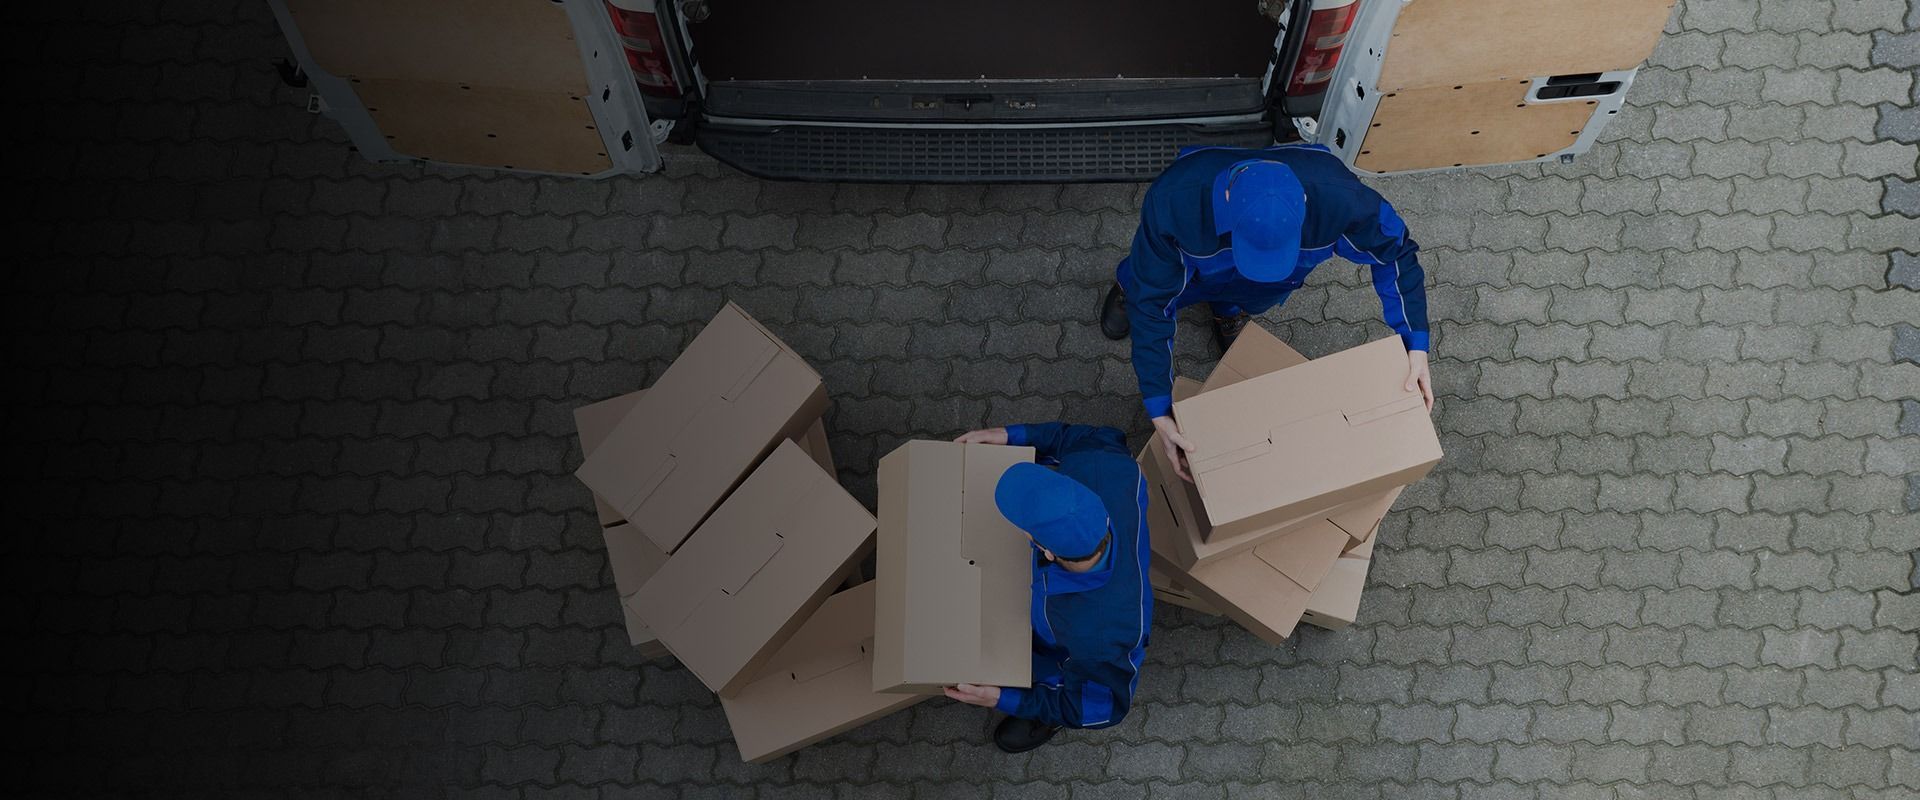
(605, 0, 681, 98)
(1286, 0, 1361, 97)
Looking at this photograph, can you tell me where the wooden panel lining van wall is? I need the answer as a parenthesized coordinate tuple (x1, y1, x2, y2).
(1376, 0, 1675, 91)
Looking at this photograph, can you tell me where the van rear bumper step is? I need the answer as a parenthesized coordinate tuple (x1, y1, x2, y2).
(695, 122, 1274, 183)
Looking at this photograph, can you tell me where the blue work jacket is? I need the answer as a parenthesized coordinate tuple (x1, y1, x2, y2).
(993, 422, 1151, 729)
(1121, 143, 1430, 418)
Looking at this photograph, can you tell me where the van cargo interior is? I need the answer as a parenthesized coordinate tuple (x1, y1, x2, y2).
(692, 0, 1278, 83)
(684, 0, 1285, 180)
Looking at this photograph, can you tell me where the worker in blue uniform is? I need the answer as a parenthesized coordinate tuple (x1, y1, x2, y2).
(1099, 143, 1435, 481)
(945, 422, 1151, 753)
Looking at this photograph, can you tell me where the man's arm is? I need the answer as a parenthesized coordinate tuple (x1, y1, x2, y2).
(1333, 196, 1430, 353)
(1004, 423, 1129, 461)
(1333, 193, 1435, 408)
(991, 655, 1137, 729)
(1123, 224, 1189, 420)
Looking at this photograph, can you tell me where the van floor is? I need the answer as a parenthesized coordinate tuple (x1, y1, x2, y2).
(690, 0, 1280, 82)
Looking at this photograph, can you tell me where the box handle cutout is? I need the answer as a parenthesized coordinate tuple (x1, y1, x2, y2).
(1189, 437, 1272, 473)
(1157, 483, 1183, 532)
(1344, 395, 1425, 427)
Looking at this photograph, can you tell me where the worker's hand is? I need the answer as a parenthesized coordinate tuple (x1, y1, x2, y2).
(1405, 349, 1434, 411)
(954, 427, 1009, 446)
(944, 683, 1001, 708)
(1152, 415, 1197, 483)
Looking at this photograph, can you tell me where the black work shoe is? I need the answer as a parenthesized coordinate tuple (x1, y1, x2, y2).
(1099, 283, 1130, 340)
(1211, 312, 1251, 352)
(993, 715, 1061, 753)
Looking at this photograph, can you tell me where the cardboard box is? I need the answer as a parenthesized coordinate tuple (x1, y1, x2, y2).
(574, 389, 668, 657)
(573, 397, 833, 488)
(1299, 553, 1370, 632)
(573, 389, 835, 657)
(1172, 336, 1441, 539)
(1200, 323, 1309, 393)
(719, 580, 934, 763)
(575, 302, 830, 553)
(574, 391, 835, 528)
(799, 416, 835, 475)
(1141, 430, 1402, 571)
(1344, 520, 1378, 560)
(1143, 449, 1218, 618)
(631, 440, 876, 697)
(872, 440, 1035, 694)
(1161, 513, 1386, 640)
(573, 390, 649, 528)
(1149, 565, 1220, 616)
(604, 526, 672, 657)
(1152, 518, 1350, 644)
(1144, 330, 1394, 570)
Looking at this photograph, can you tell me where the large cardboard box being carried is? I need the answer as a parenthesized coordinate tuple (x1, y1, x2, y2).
(720, 580, 934, 763)
(873, 441, 1034, 694)
(575, 302, 829, 554)
(631, 440, 876, 697)
(572, 389, 836, 656)
(1171, 336, 1441, 540)
(1145, 329, 1388, 570)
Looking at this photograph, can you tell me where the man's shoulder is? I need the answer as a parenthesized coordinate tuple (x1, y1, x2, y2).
(1057, 447, 1142, 501)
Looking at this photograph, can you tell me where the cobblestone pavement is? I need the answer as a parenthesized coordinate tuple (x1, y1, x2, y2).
(8, 1, 1919, 798)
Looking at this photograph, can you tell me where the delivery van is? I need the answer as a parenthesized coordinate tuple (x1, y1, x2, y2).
(269, 0, 1674, 181)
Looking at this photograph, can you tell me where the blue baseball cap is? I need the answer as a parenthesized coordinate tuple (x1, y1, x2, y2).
(993, 462, 1108, 561)
(1213, 160, 1306, 282)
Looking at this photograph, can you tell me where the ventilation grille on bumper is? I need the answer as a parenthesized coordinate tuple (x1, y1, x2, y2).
(696, 123, 1274, 183)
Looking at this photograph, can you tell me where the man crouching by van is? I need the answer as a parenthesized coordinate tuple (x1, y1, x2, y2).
(944, 422, 1151, 753)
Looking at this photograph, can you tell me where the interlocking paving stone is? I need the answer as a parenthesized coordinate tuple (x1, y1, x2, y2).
(9, 0, 1920, 796)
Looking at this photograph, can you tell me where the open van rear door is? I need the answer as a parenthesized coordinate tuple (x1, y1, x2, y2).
(268, 0, 661, 178)
(1304, 0, 1674, 174)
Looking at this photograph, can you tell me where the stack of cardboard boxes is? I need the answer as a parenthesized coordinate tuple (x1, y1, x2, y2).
(570, 303, 1032, 763)
(1140, 324, 1443, 643)
(567, 303, 1437, 762)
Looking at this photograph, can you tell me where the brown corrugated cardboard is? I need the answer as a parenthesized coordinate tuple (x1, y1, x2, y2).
(1152, 518, 1350, 644)
(1172, 337, 1441, 539)
(573, 389, 668, 656)
(1327, 486, 1401, 542)
(1199, 322, 1309, 393)
(631, 440, 876, 697)
(1172, 376, 1204, 404)
(573, 387, 833, 657)
(799, 416, 835, 475)
(1145, 329, 1395, 569)
(573, 390, 648, 527)
(1344, 529, 1376, 560)
(1300, 551, 1372, 631)
(575, 388, 834, 528)
(620, 605, 670, 658)
(872, 440, 1035, 694)
(719, 580, 934, 763)
(604, 525, 671, 656)
(575, 302, 830, 553)
(1149, 565, 1220, 616)
(1141, 433, 1400, 570)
